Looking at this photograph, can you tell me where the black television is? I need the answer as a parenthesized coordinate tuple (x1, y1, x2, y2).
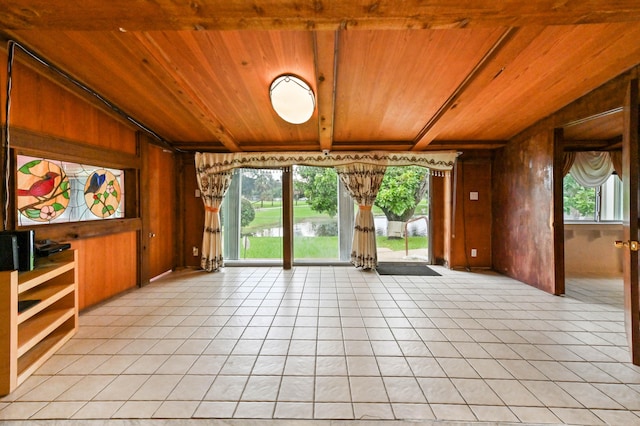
(0, 230, 35, 271)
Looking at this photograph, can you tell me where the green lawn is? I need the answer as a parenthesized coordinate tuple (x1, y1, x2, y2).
(378, 236, 428, 251)
(239, 236, 283, 258)
(242, 202, 327, 234)
(245, 200, 428, 234)
(242, 207, 283, 232)
(237, 200, 428, 259)
(239, 235, 427, 259)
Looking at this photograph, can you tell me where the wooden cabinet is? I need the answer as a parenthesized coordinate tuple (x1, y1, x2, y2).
(0, 250, 78, 396)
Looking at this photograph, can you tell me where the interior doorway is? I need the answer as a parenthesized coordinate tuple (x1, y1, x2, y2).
(557, 83, 639, 365)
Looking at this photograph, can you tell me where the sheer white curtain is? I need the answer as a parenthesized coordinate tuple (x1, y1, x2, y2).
(195, 160, 233, 272)
(570, 151, 614, 188)
(336, 163, 386, 269)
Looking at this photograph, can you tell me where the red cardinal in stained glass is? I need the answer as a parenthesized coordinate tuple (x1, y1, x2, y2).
(17, 172, 59, 197)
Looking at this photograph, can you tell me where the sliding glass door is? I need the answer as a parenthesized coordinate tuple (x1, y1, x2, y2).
(222, 166, 431, 265)
(223, 168, 283, 262)
(293, 166, 351, 262)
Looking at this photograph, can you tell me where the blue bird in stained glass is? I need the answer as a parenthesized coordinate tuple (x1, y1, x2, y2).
(85, 173, 106, 194)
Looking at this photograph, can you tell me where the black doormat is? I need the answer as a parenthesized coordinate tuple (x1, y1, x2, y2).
(375, 262, 441, 276)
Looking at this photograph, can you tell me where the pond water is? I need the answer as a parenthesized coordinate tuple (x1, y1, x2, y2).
(252, 220, 336, 237)
(250, 216, 427, 237)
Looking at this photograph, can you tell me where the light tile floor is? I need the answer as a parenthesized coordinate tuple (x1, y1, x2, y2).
(1, 266, 640, 425)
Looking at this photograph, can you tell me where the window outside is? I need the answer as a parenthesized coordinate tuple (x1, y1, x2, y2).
(563, 173, 622, 222)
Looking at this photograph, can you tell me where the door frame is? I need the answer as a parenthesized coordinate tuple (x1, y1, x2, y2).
(554, 76, 640, 365)
(622, 78, 640, 365)
(552, 128, 566, 295)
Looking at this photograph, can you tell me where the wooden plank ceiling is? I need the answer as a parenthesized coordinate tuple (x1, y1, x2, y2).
(1, 1, 640, 153)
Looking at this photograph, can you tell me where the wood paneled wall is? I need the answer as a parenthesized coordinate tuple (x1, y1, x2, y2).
(10, 57, 137, 154)
(71, 232, 138, 310)
(178, 153, 205, 268)
(0, 52, 6, 231)
(1, 49, 146, 310)
(449, 152, 493, 269)
(431, 152, 492, 269)
(142, 142, 177, 280)
(492, 130, 560, 294)
(0, 50, 6, 123)
(497, 70, 639, 296)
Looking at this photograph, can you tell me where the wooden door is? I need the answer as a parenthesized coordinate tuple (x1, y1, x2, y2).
(141, 141, 176, 283)
(621, 78, 640, 365)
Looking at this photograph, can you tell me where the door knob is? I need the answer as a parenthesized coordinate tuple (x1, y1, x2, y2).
(614, 240, 639, 251)
(149, 232, 156, 238)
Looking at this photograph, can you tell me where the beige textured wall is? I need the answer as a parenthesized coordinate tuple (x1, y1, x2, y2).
(564, 223, 623, 274)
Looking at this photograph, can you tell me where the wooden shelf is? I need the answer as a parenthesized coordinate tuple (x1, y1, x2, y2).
(17, 250, 76, 293)
(17, 318, 76, 385)
(18, 283, 75, 324)
(0, 250, 78, 396)
(18, 307, 75, 357)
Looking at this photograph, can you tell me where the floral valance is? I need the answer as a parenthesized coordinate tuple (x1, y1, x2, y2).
(195, 151, 457, 173)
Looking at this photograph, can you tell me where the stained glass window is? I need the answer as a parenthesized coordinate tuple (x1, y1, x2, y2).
(16, 155, 125, 225)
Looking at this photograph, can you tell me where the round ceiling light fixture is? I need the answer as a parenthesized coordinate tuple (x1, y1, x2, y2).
(269, 75, 315, 124)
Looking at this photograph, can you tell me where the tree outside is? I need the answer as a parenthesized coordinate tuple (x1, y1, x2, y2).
(295, 165, 429, 227)
(240, 197, 255, 227)
(563, 174, 596, 219)
(296, 166, 338, 217)
(375, 166, 429, 223)
(232, 166, 430, 259)
(242, 169, 281, 208)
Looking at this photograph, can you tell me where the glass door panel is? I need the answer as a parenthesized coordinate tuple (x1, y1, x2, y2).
(292, 166, 339, 261)
(223, 168, 283, 261)
(375, 166, 430, 263)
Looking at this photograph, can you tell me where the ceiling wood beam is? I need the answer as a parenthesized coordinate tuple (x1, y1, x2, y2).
(331, 141, 414, 151)
(314, 31, 337, 152)
(427, 140, 507, 150)
(411, 27, 519, 151)
(133, 32, 242, 152)
(171, 141, 326, 152)
(563, 136, 623, 151)
(170, 142, 228, 151)
(2, 1, 640, 31)
(237, 142, 322, 152)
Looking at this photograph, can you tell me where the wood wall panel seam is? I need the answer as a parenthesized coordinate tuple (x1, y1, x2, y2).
(20, 218, 142, 243)
(9, 127, 141, 169)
